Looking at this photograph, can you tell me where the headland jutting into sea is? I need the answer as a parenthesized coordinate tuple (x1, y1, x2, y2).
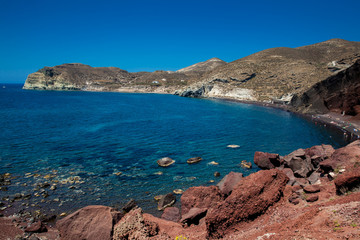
(1, 39, 360, 239)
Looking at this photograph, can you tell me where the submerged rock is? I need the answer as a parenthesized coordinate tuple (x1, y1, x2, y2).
(157, 157, 175, 167)
(227, 144, 240, 148)
(187, 157, 202, 164)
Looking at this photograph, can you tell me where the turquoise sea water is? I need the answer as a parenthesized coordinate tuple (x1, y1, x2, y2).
(0, 84, 349, 215)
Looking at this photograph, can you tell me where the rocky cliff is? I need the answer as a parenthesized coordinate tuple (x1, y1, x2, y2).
(24, 39, 360, 105)
(23, 58, 226, 93)
(291, 59, 360, 115)
(177, 39, 360, 102)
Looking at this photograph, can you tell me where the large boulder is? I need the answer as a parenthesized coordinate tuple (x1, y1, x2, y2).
(205, 169, 289, 239)
(320, 140, 360, 173)
(161, 207, 181, 222)
(113, 207, 158, 240)
(180, 207, 208, 226)
(216, 171, 243, 196)
(334, 167, 360, 195)
(158, 193, 176, 211)
(253, 152, 281, 169)
(187, 157, 202, 164)
(180, 186, 223, 215)
(284, 149, 313, 178)
(56, 205, 123, 240)
(305, 144, 335, 167)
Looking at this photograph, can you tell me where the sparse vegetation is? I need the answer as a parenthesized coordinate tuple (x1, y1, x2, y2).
(175, 236, 189, 240)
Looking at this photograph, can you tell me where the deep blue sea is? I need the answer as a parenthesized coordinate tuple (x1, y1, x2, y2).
(0, 84, 350, 216)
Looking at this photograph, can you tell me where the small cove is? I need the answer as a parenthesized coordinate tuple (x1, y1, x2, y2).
(0, 84, 351, 216)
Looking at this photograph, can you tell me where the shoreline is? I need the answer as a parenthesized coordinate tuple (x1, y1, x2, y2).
(210, 96, 360, 140)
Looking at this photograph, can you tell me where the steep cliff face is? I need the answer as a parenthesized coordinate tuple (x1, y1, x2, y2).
(291, 59, 360, 115)
(176, 39, 360, 102)
(23, 58, 226, 92)
(24, 39, 360, 104)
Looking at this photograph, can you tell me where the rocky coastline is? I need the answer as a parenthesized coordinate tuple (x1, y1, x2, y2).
(1, 139, 360, 239)
(5, 38, 360, 239)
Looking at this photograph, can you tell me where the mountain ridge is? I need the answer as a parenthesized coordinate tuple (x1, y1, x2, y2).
(23, 38, 360, 104)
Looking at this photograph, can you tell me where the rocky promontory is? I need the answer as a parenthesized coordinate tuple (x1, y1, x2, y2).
(24, 39, 360, 105)
(2, 140, 360, 239)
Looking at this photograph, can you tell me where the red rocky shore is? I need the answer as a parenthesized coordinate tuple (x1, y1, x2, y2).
(1, 141, 360, 240)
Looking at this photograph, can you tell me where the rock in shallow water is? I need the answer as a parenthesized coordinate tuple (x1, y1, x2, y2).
(157, 193, 176, 211)
(187, 157, 202, 164)
(157, 157, 175, 167)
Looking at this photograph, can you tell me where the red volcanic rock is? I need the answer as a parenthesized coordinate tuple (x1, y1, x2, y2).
(180, 207, 208, 226)
(280, 168, 295, 185)
(161, 207, 181, 222)
(288, 193, 301, 205)
(205, 169, 289, 239)
(305, 144, 335, 167)
(56, 205, 123, 240)
(113, 207, 158, 240)
(320, 140, 360, 173)
(334, 167, 360, 195)
(25, 221, 47, 233)
(180, 185, 223, 215)
(306, 194, 319, 202)
(303, 185, 321, 193)
(254, 151, 281, 169)
(284, 149, 314, 178)
(216, 171, 243, 196)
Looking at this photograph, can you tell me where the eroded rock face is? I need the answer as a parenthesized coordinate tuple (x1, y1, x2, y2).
(56, 205, 123, 240)
(216, 171, 243, 196)
(205, 169, 289, 239)
(254, 151, 281, 169)
(113, 207, 158, 240)
(320, 140, 360, 173)
(180, 186, 223, 215)
(334, 167, 360, 195)
(291, 59, 360, 114)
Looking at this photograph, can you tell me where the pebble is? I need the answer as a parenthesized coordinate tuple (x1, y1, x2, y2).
(59, 212, 67, 217)
(154, 171, 163, 175)
(113, 172, 122, 176)
(50, 185, 57, 190)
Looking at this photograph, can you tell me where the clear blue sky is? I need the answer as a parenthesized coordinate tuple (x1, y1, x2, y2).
(1, 0, 360, 83)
